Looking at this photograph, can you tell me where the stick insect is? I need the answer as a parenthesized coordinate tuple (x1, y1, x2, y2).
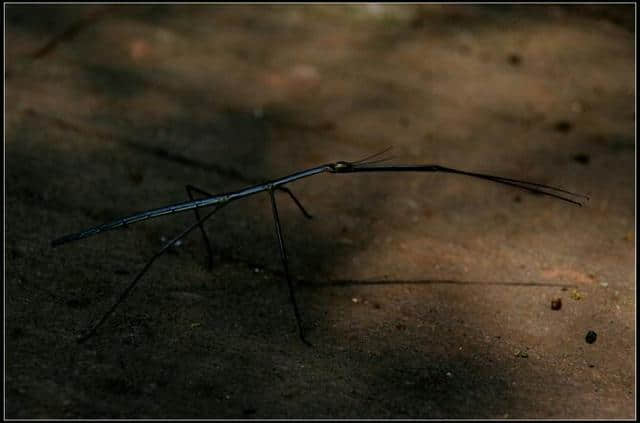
(52, 148, 588, 345)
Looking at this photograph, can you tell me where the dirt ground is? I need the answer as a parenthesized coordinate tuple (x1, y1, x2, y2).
(4, 4, 636, 419)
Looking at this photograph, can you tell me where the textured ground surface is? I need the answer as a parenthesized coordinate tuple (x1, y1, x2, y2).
(5, 4, 636, 419)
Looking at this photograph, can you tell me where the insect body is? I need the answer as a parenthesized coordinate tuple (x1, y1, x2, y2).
(52, 149, 587, 345)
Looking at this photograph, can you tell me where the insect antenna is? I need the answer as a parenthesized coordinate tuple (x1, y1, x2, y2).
(354, 155, 396, 167)
(351, 145, 394, 165)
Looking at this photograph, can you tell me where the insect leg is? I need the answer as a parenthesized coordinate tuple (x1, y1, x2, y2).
(268, 189, 312, 346)
(77, 203, 226, 343)
(277, 186, 313, 219)
(186, 185, 216, 270)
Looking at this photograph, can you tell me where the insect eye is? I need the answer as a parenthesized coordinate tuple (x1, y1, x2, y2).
(334, 161, 351, 171)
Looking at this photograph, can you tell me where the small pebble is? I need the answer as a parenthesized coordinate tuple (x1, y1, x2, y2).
(351, 297, 359, 304)
(573, 153, 590, 165)
(586, 330, 597, 344)
(507, 53, 522, 66)
(551, 298, 562, 310)
(554, 120, 573, 133)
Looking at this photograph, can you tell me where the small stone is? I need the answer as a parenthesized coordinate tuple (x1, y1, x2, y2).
(599, 282, 609, 288)
(585, 330, 597, 344)
(551, 298, 562, 310)
(507, 53, 522, 66)
(446, 371, 453, 378)
(351, 297, 359, 304)
(570, 289, 583, 301)
(554, 120, 573, 133)
(573, 153, 590, 165)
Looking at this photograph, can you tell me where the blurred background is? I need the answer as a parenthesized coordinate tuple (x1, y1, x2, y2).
(5, 4, 635, 418)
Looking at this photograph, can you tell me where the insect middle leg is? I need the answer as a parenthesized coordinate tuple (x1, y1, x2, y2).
(268, 188, 311, 346)
(186, 184, 313, 270)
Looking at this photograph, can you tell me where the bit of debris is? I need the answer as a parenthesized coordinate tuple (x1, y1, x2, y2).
(446, 371, 453, 378)
(351, 297, 359, 304)
(554, 120, 573, 133)
(514, 350, 529, 358)
(599, 282, 609, 288)
(572, 153, 590, 165)
(160, 236, 183, 254)
(570, 289, 583, 301)
(551, 298, 562, 310)
(585, 330, 597, 344)
(507, 53, 522, 66)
